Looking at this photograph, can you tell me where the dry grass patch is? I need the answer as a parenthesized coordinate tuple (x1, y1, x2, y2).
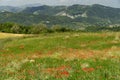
(0, 32, 25, 39)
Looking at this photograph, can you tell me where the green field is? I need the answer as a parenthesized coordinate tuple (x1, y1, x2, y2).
(0, 32, 120, 80)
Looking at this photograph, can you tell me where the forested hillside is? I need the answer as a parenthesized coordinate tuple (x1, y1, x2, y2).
(0, 4, 120, 31)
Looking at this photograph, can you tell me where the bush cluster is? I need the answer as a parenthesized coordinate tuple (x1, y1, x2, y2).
(0, 23, 72, 34)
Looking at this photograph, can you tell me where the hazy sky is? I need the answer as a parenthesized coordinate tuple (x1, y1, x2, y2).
(0, 0, 120, 8)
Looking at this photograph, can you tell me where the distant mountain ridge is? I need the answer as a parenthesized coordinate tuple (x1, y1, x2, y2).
(21, 4, 120, 21)
(0, 6, 23, 12)
(0, 4, 120, 28)
(19, 3, 42, 8)
(0, 3, 42, 12)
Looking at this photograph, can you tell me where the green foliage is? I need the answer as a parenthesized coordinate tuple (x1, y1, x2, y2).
(1, 22, 120, 34)
(51, 25, 71, 32)
(0, 23, 74, 34)
(85, 26, 120, 32)
(0, 23, 30, 34)
(30, 23, 48, 34)
(10, 24, 21, 33)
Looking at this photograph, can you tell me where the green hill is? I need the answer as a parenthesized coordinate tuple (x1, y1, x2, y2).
(0, 4, 120, 29)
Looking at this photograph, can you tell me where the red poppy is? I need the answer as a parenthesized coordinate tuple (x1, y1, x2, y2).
(19, 45, 24, 49)
(82, 67, 95, 72)
(60, 71, 69, 77)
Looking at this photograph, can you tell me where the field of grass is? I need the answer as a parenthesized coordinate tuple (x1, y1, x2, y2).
(0, 32, 120, 80)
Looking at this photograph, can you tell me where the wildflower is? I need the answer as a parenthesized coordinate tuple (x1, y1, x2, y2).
(19, 45, 24, 49)
(60, 71, 69, 77)
(29, 59, 35, 63)
(57, 66, 68, 71)
(81, 63, 89, 68)
(27, 70, 35, 76)
(82, 67, 95, 72)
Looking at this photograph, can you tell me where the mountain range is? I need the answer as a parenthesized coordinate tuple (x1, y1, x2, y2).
(0, 4, 120, 28)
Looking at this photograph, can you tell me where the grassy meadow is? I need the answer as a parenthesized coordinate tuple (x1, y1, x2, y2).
(0, 32, 120, 80)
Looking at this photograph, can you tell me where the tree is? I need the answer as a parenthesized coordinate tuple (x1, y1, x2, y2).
(51, 25, 70, 32)
(30, 23, 47, 34)
(51, 25, 62, 32)
(10, 24, 21, 33)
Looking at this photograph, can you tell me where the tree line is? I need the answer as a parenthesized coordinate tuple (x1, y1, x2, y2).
(0, 22, 120, 34)
(0, 23, 72, 34)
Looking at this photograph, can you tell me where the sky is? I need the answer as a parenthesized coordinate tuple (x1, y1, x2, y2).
(0, 0, 120, 8)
